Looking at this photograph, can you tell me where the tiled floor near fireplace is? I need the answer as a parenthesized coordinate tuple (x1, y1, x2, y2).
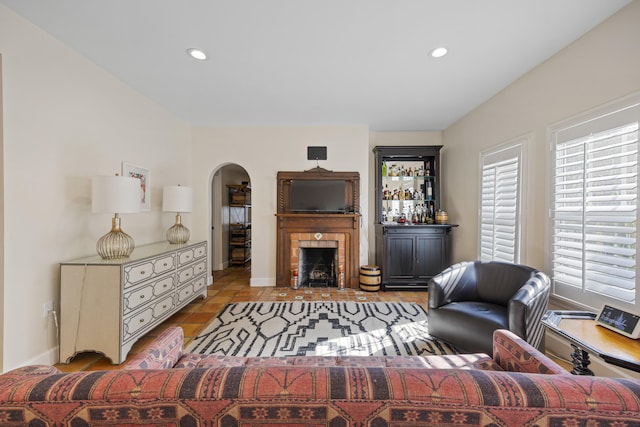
(55, 263, 428, 372)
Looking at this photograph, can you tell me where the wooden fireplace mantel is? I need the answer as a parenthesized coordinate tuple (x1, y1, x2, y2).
(275, 169, 361, 288)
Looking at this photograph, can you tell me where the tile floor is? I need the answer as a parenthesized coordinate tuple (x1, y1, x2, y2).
(55, 264, 427, 372)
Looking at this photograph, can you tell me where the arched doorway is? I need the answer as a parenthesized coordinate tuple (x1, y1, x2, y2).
(211, 163, 251, 276)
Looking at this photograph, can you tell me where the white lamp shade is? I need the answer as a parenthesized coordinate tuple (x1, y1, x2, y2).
(163, 186, 193, 213)
(92, 175, 141, 214)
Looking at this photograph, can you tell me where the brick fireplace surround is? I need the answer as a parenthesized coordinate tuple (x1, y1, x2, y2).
(276, 214, 360, 287)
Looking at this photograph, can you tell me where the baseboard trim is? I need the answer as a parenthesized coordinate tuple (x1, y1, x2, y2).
(19, 346, 60, 369)
(250, 277, 275, 287)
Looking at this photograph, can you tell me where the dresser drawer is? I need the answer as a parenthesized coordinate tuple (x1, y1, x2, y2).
(177, 243, 207, 267)
(122, 275, 174, 315)
(122, 295, 174, 343)
(123, 284, 154, 315)
(177, 259, 207, 285)
(193, 259, 207, 277)
(177, 266, 193, 284)
(193, 243, 207, 259)
(123, 255, 176, 288)
(176, 283, 195, 305)
(177, 248, 196, 266)
(153, 276, 175, 296)
(192, 275, 207, 295)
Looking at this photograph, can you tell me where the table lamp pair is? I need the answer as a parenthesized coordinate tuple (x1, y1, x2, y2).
(92, 175, 193, 259)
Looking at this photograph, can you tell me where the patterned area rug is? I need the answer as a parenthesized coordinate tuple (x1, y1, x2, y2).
(187, 301, 459, 357)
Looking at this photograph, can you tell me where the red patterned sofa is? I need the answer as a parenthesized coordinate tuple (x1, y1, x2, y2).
(1, 327, 639, 426)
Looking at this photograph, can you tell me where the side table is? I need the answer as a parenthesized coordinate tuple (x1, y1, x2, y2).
(542, 310, 640, 375)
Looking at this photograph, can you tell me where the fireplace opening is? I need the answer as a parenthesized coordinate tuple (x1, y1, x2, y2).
(299, 247, 338, 287)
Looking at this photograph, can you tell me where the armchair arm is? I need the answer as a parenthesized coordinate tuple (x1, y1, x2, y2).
(428, 278, 446, 309)
(508, 271, 551, 349)
(493, 329, 567, 375)
(428, 262, 478, 309)
(123, 326, 185, 369)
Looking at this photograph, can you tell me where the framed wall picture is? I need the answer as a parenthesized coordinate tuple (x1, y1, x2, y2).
(122, 162, 150, 211)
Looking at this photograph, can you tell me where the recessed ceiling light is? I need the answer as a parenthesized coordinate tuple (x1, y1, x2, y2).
(430, 47, 448, 58)
(187, 48, 207, 61)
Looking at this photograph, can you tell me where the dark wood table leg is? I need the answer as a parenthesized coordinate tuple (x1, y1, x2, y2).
(570, 344, 594, 376)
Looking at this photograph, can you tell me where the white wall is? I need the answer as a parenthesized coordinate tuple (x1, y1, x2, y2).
(0, 6, 192, 370)
(442, 1, 640, 270)
(192, 126, 370, 286)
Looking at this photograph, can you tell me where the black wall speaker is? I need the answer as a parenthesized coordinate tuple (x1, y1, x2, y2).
(307, 146, 327, 160)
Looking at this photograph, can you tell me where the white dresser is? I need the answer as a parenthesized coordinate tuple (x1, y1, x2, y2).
(60, 241, 208, 364)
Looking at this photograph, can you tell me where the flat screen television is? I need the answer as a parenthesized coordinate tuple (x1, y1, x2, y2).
(290, 180, 346, 213)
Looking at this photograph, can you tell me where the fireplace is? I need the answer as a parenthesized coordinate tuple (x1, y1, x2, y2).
(299, 245, 338, 287)
(276, 168, 360, 288)
(293, 236, 343, 288)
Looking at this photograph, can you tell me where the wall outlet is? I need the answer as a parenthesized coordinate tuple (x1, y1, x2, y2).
(43, 301, 53, 318)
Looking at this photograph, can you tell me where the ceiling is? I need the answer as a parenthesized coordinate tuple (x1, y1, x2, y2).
(1, 0, 631, 130)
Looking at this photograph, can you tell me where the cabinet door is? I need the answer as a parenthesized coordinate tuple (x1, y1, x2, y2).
(415, 235, 446, 279)
(386, 235, 415, 279)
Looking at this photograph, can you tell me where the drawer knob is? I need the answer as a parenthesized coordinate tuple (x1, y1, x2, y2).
(140, 295, 145, 299)
(139, 319, 145, 323)
(141, 271, 146, 275)
(162, 304, 167, 309)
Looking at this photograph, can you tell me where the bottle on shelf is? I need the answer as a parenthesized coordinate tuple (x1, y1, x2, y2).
(427, 181, 433, 198)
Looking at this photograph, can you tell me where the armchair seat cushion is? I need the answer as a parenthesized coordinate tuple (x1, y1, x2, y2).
(428, 301, 509, 355)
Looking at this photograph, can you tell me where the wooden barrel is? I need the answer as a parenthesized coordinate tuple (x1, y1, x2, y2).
(359, 265, 381, 292)
(435, 210, 448, 224)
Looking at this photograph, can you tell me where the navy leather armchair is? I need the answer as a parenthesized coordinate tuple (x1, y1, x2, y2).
(428, 261, 550, 355)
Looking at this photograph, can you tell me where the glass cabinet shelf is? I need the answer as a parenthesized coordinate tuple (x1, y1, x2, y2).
(380, 160, 436, 224)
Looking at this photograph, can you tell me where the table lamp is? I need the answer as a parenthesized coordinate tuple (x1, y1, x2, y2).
(163, 185, 193, 244)
(92, 174, 141, 259)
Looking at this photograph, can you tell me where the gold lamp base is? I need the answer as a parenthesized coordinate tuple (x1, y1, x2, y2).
(97, 214, 135, 259)
(166, 213, 190, 244)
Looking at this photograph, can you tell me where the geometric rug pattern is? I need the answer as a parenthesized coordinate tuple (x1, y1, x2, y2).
(187, 301, 459, 357)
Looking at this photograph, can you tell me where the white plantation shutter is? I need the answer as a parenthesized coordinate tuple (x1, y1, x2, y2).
(479, 142, 524, 263)
(551, 100, 640, 309)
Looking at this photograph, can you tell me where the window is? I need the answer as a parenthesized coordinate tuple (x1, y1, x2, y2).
(550, 97, 640, 311)
(479, 140, 525, 263)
